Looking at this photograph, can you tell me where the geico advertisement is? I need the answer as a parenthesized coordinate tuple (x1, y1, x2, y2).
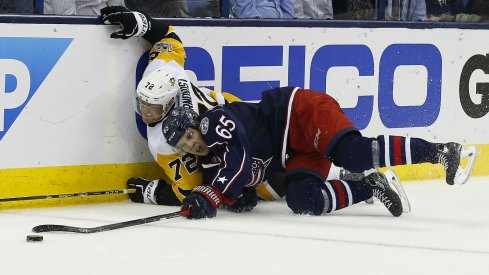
(1, 23, 489, 168)
(174, 27, 489, 144)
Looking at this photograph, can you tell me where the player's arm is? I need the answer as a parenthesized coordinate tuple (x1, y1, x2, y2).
(146, 28, 186, 70)
(100, 6, 185, 67)
(200, 108, 252, 201)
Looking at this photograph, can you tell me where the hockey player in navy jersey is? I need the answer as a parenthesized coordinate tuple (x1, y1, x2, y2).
(162, 87, 478, 219)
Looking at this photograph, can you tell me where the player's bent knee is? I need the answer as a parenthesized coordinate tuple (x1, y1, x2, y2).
(286, 176, 328, 216)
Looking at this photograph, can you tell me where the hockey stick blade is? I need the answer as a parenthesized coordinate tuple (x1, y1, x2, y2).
(32, 210, 184, 234)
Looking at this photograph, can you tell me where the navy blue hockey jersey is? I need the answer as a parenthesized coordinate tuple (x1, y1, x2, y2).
(198, 87, 298, 200)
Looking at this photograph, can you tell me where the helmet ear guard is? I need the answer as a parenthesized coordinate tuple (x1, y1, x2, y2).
(162, 107, 199, 147)
(136, 68, 179, 117)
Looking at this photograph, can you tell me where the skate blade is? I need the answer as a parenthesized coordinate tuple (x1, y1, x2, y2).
(384, 168, 411, 213)
(454, 146, 478, 185)
(364, 197, 374, 204)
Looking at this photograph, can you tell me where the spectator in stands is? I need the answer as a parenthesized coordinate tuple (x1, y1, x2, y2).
(471, 0, 489, 22)
(426, 0, 481, 22)
(291, 0, 333, 19)
(187, 0, 220, 17)
(125, 0, 190, 18)
(333, 0, 376, 20)
(128, 0, 219, 18)
(229, 0, 294, 18)
(384, 0, 427, 21)
(44, 0, 125, 15)
(0, 0, 33, 14)
(402, 0, 427, 21)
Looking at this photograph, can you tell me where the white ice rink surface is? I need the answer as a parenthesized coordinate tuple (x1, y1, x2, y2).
(1, 177, 489, 275)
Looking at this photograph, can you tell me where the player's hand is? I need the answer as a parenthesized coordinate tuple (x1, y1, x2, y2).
(100, 6, 150, 39)
(226, 188, 258, 213)
(181, 185, 222, 219)
(126, 177, 162, 204)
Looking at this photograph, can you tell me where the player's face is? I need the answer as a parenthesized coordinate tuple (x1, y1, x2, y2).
(139, 101, 164, 124)
(175, 128, 209, 156)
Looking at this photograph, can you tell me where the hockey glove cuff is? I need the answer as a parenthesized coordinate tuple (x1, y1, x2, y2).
(181, 185, 222, 219)
(127, 178, 161, 204)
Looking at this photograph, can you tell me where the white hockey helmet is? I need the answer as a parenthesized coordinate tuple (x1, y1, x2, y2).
(136, 68, 179, 111)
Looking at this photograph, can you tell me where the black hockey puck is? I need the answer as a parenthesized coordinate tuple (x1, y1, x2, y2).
(26, 235, 43, 242)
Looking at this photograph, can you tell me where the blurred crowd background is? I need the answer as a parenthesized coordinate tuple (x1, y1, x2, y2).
(0, 0, 488, 22)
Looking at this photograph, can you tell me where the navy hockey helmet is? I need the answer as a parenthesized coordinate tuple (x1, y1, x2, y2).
(162, 107, 199, 147)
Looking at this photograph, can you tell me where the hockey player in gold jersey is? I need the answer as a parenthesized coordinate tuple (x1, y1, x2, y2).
(100, 6, 286, 207)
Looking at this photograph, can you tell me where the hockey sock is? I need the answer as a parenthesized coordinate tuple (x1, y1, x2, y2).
(286, 173, 373, 215)
(374, 135, 439, 166)
(322, 179, 373, 213)
(331, 134, 440, 171)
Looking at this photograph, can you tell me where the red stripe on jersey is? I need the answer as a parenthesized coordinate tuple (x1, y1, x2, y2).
(331, 180, 346, 209)
(220, 147, 248, 195)
(393, 136, 403, 166)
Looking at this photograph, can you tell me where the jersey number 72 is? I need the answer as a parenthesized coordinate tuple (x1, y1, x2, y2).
(168, 153, 199, 181)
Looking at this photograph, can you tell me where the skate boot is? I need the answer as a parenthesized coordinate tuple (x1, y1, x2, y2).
(365, 172, 403, 217)
(437, 143, 478, 185)
(436, 143, 462, 185)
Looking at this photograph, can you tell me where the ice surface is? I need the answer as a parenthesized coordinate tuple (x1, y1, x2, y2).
(1, 177, 488, 275)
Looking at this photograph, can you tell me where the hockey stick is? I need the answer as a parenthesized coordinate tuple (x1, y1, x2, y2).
(32, 210, 187, 234)
(0, 189, 136, 203)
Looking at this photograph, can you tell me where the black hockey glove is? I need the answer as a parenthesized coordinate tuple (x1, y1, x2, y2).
(126, 177, 162, 204)
(226, 187, 258, 213)
(100, 6, 150, 39)
(181, 185, 222, 219)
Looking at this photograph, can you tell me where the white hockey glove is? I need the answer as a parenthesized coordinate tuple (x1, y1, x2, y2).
(100, 6, 150, 39)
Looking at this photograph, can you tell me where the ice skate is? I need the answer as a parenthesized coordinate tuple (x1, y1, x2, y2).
(437, 143, 478, 185)
(383, 169, 411, 213)
(365, 172, 403, 217)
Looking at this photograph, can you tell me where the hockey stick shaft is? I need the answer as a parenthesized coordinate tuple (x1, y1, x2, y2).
(0, 189, 136, 203)
(32, 210, 186, 233)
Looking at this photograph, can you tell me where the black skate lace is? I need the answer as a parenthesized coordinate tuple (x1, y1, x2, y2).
(372, 189, 393, 209)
